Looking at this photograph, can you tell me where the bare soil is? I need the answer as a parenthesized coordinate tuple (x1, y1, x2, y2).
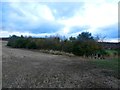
(2, 41, 119, 88)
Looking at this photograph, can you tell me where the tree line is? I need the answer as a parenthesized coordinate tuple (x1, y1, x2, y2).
(7, 32, 106, 57)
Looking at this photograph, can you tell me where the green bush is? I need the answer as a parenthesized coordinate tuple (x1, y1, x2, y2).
(26, 41, 37, 49)
(7, 32, 105, 57)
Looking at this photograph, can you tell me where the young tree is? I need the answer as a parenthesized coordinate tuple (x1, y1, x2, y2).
(72, 32, 102, 57)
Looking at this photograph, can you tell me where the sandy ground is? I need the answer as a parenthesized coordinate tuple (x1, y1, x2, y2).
(2, 41, 119, 88)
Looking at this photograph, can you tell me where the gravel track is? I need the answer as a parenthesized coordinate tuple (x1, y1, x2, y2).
(2, 41, 119, 88)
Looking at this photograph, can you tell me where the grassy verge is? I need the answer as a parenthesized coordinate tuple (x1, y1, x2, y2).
(39, 49, 75, 57)
(105, 49, 118, 57)
(89, 58, 119, 79)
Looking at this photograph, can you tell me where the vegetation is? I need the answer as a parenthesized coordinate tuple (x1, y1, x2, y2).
(7, 32, 107, 57)
(105, 49, 118, 57)
(89, 58, 119, 78)
(7, 35, 37, 49)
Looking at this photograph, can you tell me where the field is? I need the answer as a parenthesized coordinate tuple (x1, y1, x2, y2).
(2, 41, 119, 88)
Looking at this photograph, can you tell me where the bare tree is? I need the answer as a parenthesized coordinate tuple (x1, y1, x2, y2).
(95, 34, 106, 42)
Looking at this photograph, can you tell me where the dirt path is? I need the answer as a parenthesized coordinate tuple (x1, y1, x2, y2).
(2, 41, 119, 88)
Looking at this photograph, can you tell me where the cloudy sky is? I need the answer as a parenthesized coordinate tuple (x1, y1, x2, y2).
(0, 0, 119, 42)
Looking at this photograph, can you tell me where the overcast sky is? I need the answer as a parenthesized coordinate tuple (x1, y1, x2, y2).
(0, 0, 119, 42)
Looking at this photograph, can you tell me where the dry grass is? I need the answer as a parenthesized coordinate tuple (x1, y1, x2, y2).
(39, 49, 75, 57)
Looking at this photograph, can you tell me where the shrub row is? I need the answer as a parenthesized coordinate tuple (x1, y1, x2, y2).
(7, 32, 106, 56)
